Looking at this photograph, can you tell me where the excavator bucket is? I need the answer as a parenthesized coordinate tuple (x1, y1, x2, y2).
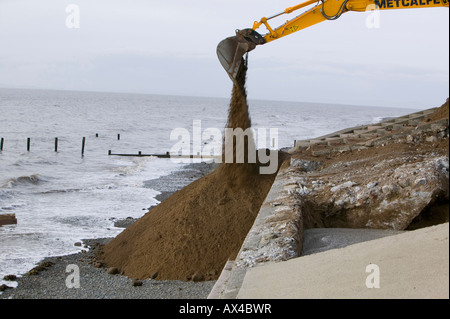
(217, 29, 266, 83)
(217, 35, 251, 82)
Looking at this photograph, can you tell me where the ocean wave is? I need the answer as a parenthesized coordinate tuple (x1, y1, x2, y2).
(0, 204, 24, 212)
(1, 174, 45, 189)
(371, 116, 395, 124)
(39, 184, 119, 195)
(39, 188, 83, 194)
(111, 157, 153, 176)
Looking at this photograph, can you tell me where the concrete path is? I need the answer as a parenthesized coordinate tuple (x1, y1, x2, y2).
(236, 223, 449, 299)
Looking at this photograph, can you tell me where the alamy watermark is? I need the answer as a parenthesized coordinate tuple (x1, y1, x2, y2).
(366, 263, 381, 288)
(65, 264, 80, 288)
(66, 4, 80, 29)
(169, 120, 279, 175)
(365, 4, 381, 29)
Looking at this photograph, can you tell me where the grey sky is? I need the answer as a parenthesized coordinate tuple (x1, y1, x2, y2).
(0, 0, 448, 109)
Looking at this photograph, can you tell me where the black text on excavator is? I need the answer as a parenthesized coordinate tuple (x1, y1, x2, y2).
(217, 0, 449, 84)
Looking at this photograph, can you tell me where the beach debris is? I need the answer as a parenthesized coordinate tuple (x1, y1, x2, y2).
(131, 279, 143, 287)
(151, 272, 159, 280)
(192, 273, 204, 282)
(26, 261, 54, 276)
(3, 275, 17, 281)
(0, 284, 13, 292)
(107, 267, 119, 275)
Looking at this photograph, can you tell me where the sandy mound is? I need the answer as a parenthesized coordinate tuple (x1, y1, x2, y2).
(102, 59, 288, 281)
(101, 162, 283, 281)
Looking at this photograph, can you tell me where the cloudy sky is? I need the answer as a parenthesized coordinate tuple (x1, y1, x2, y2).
(0, 0, 448, 109)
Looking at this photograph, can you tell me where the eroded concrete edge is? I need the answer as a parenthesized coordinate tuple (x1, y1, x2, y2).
(213, 164, 302, 299)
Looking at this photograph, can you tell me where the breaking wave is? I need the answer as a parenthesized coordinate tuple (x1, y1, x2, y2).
(111, 157, 153, 176)
(1, 174, 45, 189)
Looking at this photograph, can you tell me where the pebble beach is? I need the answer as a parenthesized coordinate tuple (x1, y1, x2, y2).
(0, 162, 219, 299)
(0, 238, 216, 299)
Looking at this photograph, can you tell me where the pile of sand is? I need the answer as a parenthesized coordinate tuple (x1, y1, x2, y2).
(102, 59, 287, 281)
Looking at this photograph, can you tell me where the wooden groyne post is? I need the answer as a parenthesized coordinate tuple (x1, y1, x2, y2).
(81, 137, 86, 156)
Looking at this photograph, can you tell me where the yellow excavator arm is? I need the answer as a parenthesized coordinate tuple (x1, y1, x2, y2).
(217, 0, 449, 83)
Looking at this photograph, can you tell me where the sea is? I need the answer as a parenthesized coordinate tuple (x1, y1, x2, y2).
(0, 87, 417, 287)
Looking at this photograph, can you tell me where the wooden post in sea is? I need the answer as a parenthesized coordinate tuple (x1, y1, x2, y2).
(55, 137, 58, 152)
(0, 137, 4, 151)
(27, 138, 31, 152)
(117, 134, 121, 141)
(0, 214, 17, 226)
(81, 137, 86, 156)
